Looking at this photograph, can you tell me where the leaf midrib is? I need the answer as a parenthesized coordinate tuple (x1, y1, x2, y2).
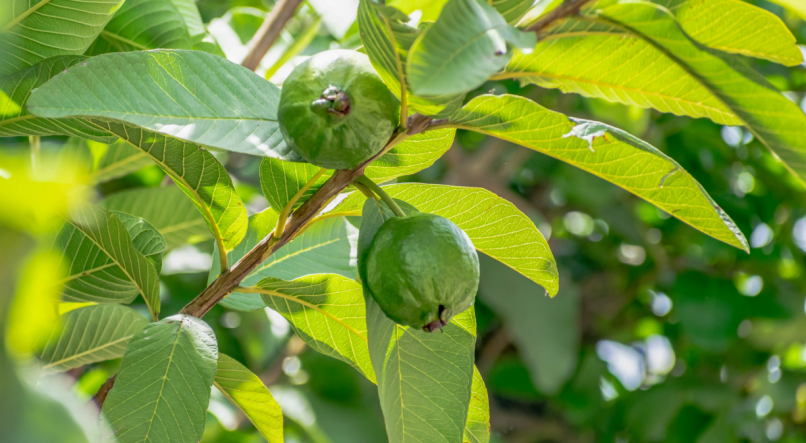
(43, 333, 135, 370)
(99, 30, 150, 51)
(66, 211, 158, 316)
(2, 0, 51, 33)
(143, 319, 185, 442)
(490, 71, 739, 123)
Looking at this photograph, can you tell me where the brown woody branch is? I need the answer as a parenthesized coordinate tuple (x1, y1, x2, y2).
(525, 0, 596, 34)
(241, 0, 305, 71)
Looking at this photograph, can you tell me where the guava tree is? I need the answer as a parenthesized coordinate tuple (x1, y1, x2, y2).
(1, 0, 804, 442)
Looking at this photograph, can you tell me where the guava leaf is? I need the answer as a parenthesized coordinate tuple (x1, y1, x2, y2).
(260, 159, 330, 213)
(0, 57, 118, 142)
(169, 0, 206, 43)
(101, 314, 218, 443)
(500, 23, 742, 126)
(653, 0, 802, 66)
(503, 1, 806, 186)
(464, 367, 491, 443)
(357, 0, 466, 118)
(255, 274, 374, 381)
(27, 50, 289, 158)
(448, 94, 749, 251)
(407, 0, 534, 96)
(0, 0, 124, 75)
(101, 186, 212, 250)
(215, 354, 283, 443)
(328, 183, 559, 296)
(86, 0, 192, 55)
(597, 1, 806, 186)
(88, 120, 248, 257)
(60, 205, 162, 319)
(491, 0, 533, 24)
(209, 210, 358, 311)
(365, 128, 457, 182)
(358, 199, 476, 443)
(38, 304, 148, 374)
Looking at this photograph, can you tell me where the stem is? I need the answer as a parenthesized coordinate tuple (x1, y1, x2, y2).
(29, 136, 39, 174)
(241, 0, 305, 71)
(355, 175, 406, 217)
(274, 168, 327, 240)
(352, 181, 378, 201)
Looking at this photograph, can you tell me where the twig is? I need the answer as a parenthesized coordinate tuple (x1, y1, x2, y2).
(524, 0, 596, 34)
(93, 116, 446, 406)
(241, 0, 305, 72)
(92, 374, 117, 408)
(179, 129, 412, 319)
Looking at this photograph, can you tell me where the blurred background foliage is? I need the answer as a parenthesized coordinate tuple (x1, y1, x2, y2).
(3, 0, 806, 442)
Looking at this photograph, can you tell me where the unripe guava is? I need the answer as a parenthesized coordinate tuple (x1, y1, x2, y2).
(365, 213, 479, 332)
(278, 50, 400, 169)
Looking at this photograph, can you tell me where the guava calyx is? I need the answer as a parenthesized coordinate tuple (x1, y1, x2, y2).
(423, 305, 451, 333)
(311, 85, 351, 117)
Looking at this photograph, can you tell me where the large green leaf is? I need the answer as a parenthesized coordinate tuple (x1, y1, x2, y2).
(87, 0, 192, 55)
(358, 199, 476, 443)
(407, 0, 534, 96)
(504, 1, 806, 185)
(500, 22, 742, 126)
(478, 255, 580, 394)
(169, 0, 206, 43)
(215, 354, 283, 443)
(101, 186, 212, 250)
(38, 304, 148, 374)
(101, 314, 218, 443)
(254, 275, 374, 381)
(357, 0, 466, 118)
(55, 210, 166, 304)
(0, 0, 124, 75)
(653, 0, 802, 66)
(328, 182, 560, 295)
(260, 159, 328, 213)
(463, 367, 490, 443)
(597, 1, 806, 185)
(365, 128, 457, 182)
(447, 94, 749, 251)
(89, 121, 248, 259)
(210, 211, 358, 311)
(62, 204, 162, 319)
(259, 127, 456, 211)
(27, 50, 289, 158)
(0, 56, 118, 142)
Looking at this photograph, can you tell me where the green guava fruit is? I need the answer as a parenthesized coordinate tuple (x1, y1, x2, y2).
(278, 49, 400, 169)
(365, 213, 480, 332)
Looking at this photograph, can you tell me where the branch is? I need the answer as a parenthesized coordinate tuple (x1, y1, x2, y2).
(241, 0, 305, 72)
(524, 0, 596, 34)
(179, 128, 419, 318)
(93, 116, 432, 408)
